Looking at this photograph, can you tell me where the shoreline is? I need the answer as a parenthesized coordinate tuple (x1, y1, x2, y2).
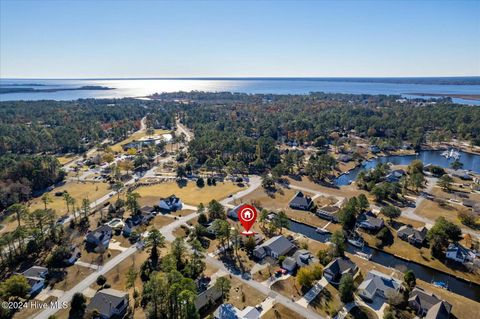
(407, 92, 480, 101)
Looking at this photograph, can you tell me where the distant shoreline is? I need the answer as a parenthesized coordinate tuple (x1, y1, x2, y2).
(408, 92, 480, 101)
(1, 76, 480, 85)
(0, 85, 114, 94)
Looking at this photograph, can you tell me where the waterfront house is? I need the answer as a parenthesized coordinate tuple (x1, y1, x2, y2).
(85, 225, 113, 247)
(358, 270, 402, 301)
(357, 212, 384, 232)
(316, 207, 339, 222)
(323, 257, 358, 285)
(397, 225, 427, 245)
(408, 287, 452, 318)
(385, 169, 406, 183)
(369, 145, 381, 154)
(289, 191, 313, 211)
(445, 243, 476, 264)
(253, 235, 295, 259)
(86, 288, 129, 319)
(159, 195, 183, 211)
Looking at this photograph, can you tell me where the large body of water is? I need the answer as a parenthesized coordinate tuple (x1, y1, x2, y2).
(1, 78, 479, 105)
(335, 150, 480, 186)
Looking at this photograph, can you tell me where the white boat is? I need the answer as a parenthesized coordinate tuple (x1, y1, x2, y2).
(316, 227, 329, 234)
(356, 251, 372, 260)
(348, 238, 364, 248)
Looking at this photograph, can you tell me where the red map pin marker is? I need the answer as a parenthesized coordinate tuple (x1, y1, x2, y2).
(238, 204, 257, 236)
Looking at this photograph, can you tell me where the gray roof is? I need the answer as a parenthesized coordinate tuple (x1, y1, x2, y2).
(22, 266, 48, 278)
(358, 213, 384, 228)
(425, 300, 451, 319)
(86, 225, 112, 242)
(86, 288, 128, 317)
(293, 249, 314, 267)
(282, 256, 297, 269)
(358, 270, 401, 296)
(289, 191, 313, 208)
(324, 257, 357, 277)
(259, 235, 295, 256)
(409, 288, 450, 313)
(195, 285, 222, 309)
(397, 225, 427, 242)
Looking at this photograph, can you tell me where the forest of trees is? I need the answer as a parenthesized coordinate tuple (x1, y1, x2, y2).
(0, 98, 175, 155)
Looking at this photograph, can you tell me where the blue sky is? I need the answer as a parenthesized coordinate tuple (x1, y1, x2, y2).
(1, 0, 479, 78)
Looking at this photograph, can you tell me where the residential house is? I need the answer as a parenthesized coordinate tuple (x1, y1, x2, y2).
(214, 303, 261, 319)
(253, 235, 295, 259)
(323, 257, 358, 285)
(338, 154, 353, 163)
(85, 225, 113, 248)
(227, 204, 246, 220)
(282, 249, 315, 272)
(86, 288, 129, 319)
(358, 270, 402, 301)
(289, 191, 313, 211)
(425, 300, 452, 319)
(357, 212, 385, 231)
(316, 208, 339, 222)
(122, 219, 134, 237)
(195, 285, 222, 311)
(385, 169, 406, 183)
(21, 266, 48, 296)
(397, 225, 428, 245)
(446, 243, 476, 263)
(159, 195, 183, 211)
(64, 246, 81, 265)
(408, 287, 452, 318)
(369, 145, 381, 154)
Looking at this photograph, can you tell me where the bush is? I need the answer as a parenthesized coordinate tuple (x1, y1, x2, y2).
(196, 177, 205, 188)
(96, 275, 107, 286)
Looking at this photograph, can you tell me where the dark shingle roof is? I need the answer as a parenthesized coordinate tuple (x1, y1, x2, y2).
(324, 257, 357, 276)
(86, 289, 128, 317)
(289, 191, 313, 208)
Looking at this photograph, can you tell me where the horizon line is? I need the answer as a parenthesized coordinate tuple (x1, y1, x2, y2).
(1, 75, 480, 81)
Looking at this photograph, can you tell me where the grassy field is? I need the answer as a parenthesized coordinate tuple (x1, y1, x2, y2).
(271, 276, 303, 300)
(238, 186, 304, 209)
(416, 187, 479, 229)
(29, 181, 112, 216)
(56, 154, 77, 165)
(227, 277, 267, 310)
(135, 180, 243, 206)
(262, 304, 307, 319)
(309, 283, 343, 317)
(110, 129, 171, 153)
(286, 176, 368, 199)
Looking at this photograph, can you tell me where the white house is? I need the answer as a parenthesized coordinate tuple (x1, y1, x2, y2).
(159, 195, 183, 211)
(446, 243, 476, 263)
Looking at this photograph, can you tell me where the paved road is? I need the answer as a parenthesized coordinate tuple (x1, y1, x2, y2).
(220, 175, 262, 207)
(176, 118, 194, 142)
(33, 245, 138, 319)
(205, 255, 325, 319)
(398, 177, 480, 239)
